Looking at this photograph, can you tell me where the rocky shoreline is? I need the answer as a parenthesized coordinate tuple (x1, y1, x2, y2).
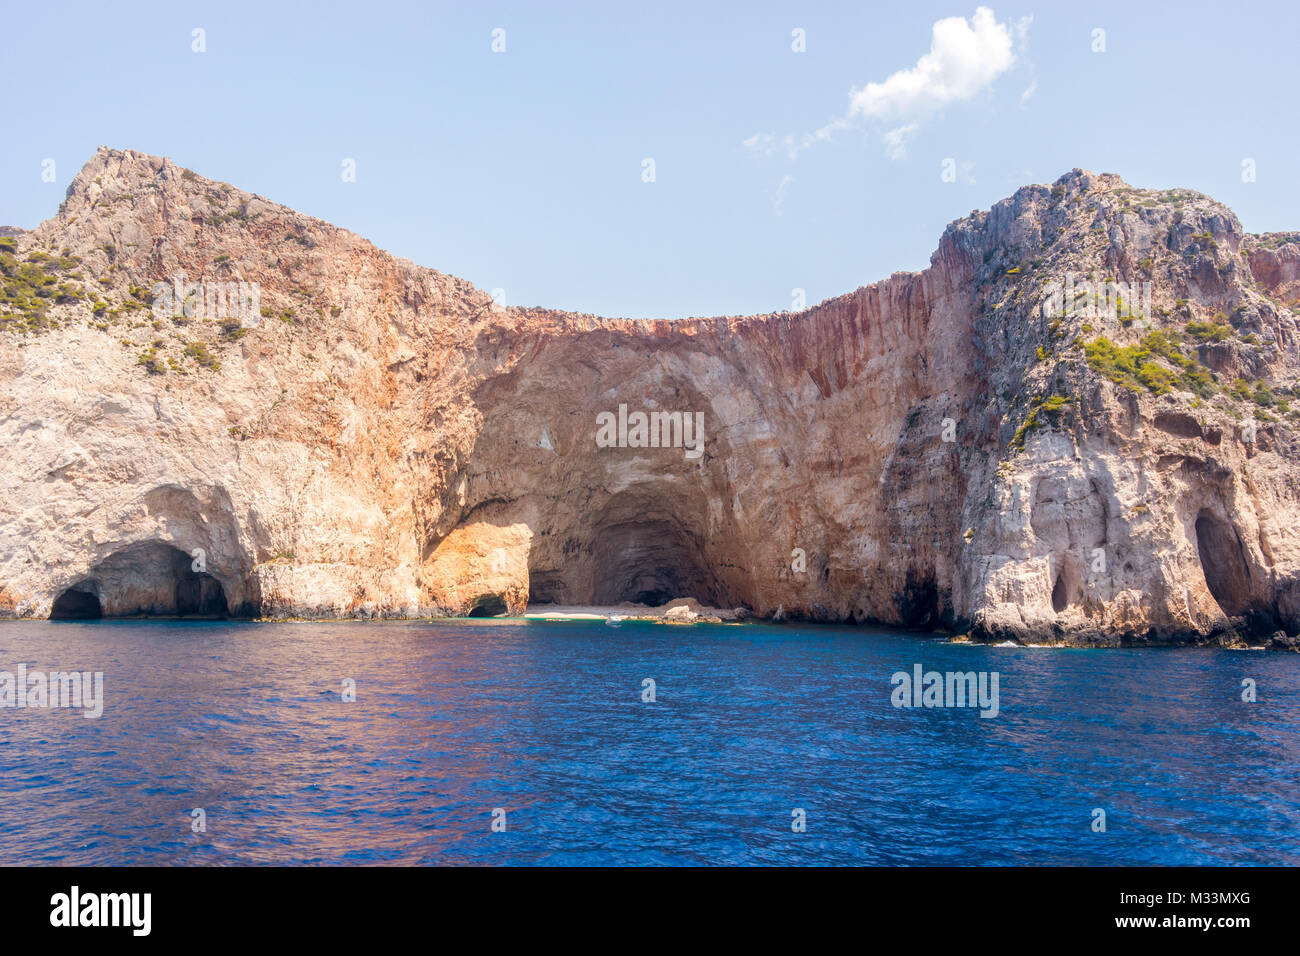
(10, 598, 1296, 650)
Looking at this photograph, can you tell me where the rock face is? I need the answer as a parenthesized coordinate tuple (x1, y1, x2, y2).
(2, 147, 1299, 645)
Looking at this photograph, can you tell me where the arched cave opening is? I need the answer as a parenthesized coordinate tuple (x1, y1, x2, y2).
(51, 587, 103, 620)
(466, 594, 508, 618)
(590, 516, 720, 607)
(59, 541, 230, 618)
(1195, 510, 1251, 616)
(524, 486, 728, 610)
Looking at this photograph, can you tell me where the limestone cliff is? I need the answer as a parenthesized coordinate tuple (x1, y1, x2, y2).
(2, 147, 1298, 647)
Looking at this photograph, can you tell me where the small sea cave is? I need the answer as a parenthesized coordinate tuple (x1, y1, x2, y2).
(896, 573, 941, 630)
(466, 594, 508, 618)
(1051, 573, 1068, 613)
(52, 541, 230, 619)
(174, 572, 228, 616)
(1194, 510, 1252, 616)
(50, 587, 103, 620)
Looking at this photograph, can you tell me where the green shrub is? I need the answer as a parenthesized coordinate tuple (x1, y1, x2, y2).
(0, 247, 90, 331)
(1137, 363, 1179, 393)
(1084, 332, 1216, 397)
(137, 348, 163, 374)
(183, 341, 220, 369)
(219, 318, 248, 340)
(1011, 408, 1041, 450)
(1185, 320, 1232, 343)
(1011, 395, 1070, 450)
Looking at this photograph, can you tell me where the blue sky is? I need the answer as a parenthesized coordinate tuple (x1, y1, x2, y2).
(2, 1, 1296, 318)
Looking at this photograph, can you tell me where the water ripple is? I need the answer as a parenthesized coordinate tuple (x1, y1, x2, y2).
(0, 620, 1295, 865)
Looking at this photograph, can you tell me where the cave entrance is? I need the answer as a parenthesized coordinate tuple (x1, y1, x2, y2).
(466, 595, 508, 617)
(57, 541, 230, 618)
(590, 512, 719, 608)
(175, 573, 228, 617)
(51, 587, 103, 620)
(526, 486, 725, 610)
(1195, 510, 1251, 616)
(897, 573, 941, 629)
(1051, 573, 1068, 613)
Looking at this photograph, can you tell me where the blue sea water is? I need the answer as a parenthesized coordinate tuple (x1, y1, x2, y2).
(0, 619, 1296, 866)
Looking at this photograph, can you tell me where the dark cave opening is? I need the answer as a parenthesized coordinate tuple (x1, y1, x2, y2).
(896, 574, 940, 630)
(52, 541, 231, 618)
(590, 517, 718, 607)
(175, 572, 228, 617)
(1051, 573, 1068, 613)
(522, 486, 726, 609)
(1195, 510, 1252, 617)
(630, 587, 676, 607)
(50, 587, 103, 620)
(467, 595, 508, 617)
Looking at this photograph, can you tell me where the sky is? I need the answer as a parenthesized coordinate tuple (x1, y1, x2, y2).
(1, 1, 1297, 319)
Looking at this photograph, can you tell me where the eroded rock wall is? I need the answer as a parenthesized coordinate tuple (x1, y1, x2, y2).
(2, 148, 1298, 645)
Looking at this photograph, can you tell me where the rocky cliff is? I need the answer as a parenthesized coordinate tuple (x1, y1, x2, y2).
(2, 147, 1298, 647)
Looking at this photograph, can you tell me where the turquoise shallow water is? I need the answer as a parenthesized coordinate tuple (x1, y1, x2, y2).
(0, 618, 1297, 865)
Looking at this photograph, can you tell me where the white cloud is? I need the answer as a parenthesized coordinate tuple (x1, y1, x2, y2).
(746, 7, 1030, 161)
(1019, 79, 1037, 108)
(743, 131, 799, 160)
(771, 174, 794, 213)
(846, 7, 1018, 124)
(882, 123, 919, 160)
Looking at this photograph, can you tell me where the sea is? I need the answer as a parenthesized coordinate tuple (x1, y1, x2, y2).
(1, 619, 1296, 865)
